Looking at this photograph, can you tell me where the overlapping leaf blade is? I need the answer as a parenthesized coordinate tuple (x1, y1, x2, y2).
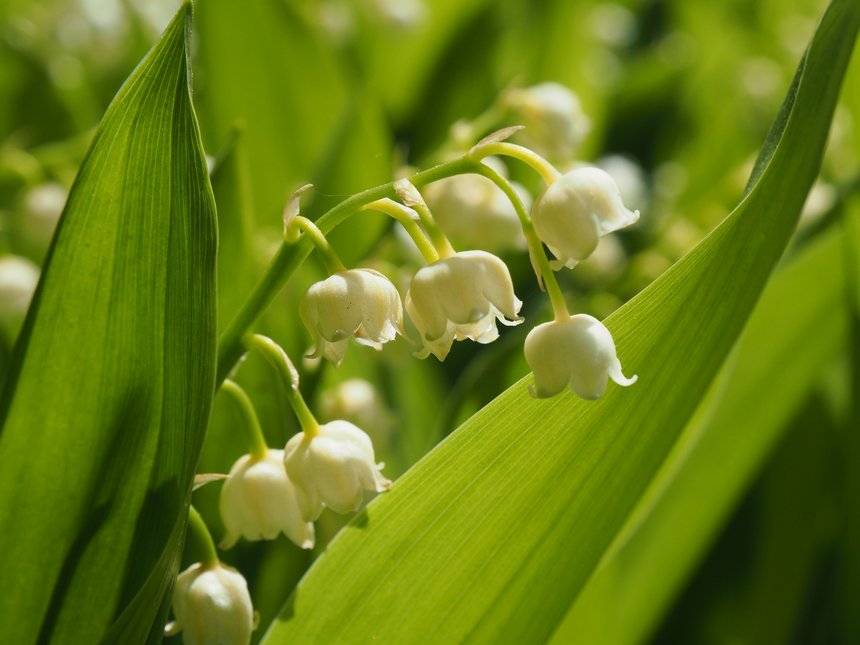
(0, 4, 216, 643)
(553, 225, 848, 645)
(262, 0, 859, 642)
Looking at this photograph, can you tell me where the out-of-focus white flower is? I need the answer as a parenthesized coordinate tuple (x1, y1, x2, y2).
(505, 82, 590, 162)
(319, 378, 395, 445)
(524, 314, 636, 399)
(423, 158, 529, 252)
(219, 448, 314, 550)
(165, 562, 255, 645)
(22, 182, 67, 248)
(532, 167, 639, 269)
(363, 0, 426, 29)
(300, 268, 403, 366)
(285, 420, 390, 520)
(0, 255, 40, 336)
(405, 250, 523, 360)
(595, 155, 648, 208)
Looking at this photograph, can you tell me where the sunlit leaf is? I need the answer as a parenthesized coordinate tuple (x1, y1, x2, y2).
(0, 4, 217, 642)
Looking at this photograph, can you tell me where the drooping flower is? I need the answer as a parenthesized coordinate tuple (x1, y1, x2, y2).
(405, 250, 523, 361)
(505, 82, 590, 162)
(219, 448, 314, 550)
(524, 314, 637, 399)
(165, 562, 256, 645)
(423, 157, 529, 252)
(284, 420, 391, 521)
(300, 268, 403, 366)
(531, 166, 639, 269)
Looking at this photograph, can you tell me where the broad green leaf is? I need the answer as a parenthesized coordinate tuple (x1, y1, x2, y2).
(261, 1, 859, 642)
(552, 225, 848, 645)
(0, 4, 217, 643)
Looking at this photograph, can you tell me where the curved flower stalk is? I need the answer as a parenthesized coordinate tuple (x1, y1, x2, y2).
(219, 448, 314, 550)
(300, 268, 404, 366)
(165, 562, 256, 645)
(405, 250, 523, 360)
(284, 420, 391, 521)
(524, 313, 637, 399)
(531, 166, 640, 269)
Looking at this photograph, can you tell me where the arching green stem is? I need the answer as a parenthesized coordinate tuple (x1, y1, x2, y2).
(471, 141, 561, 185)
(219, 379, 268, 458)
(472, 163, 570, 322)
(245, 334, 320, 438)
(286, 215, 346, 273)
(187, 505, 219, 568)
(362, 199, 440, 263)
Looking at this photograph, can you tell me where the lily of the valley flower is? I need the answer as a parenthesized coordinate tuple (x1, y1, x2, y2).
(219, 448, 314, 550)
(165, 562, 256, 645)
(300, 268, 404, 366)
(531, 166, 639, 269)
(505, 82, 590, 162)
(405, 250, 523, 360)
(423, 158, 529, 252)
(284, 420, 391, 521)
(524, 314, 637, 399)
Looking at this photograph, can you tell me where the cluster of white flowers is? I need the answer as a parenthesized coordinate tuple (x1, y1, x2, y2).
(170, 81, 641, 644)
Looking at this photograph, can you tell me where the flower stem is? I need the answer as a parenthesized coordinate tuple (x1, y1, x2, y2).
(216, 156, 477, 386)
(220, 379, 268, 458)
(286, 215, 347, 274)
(362, 199, 439, 263)
(245, 334, 320, 437)
(188, 505, 219, 568)
(470, 141, 561, 185)
(410, 200, 456, 258)
(473, 163, 570, 321)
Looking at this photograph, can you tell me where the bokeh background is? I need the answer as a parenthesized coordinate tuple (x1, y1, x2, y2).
(1, 0, 858, 643)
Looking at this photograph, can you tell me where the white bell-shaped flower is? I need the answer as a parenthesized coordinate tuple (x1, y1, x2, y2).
(284, 420, 391, 521)
(300, 268, 403, 366)
(405, 250, 523, 361)
(505, 82, 590, 162)
(219, 448, 314, 550)
(165, 562, 255, 645)
(423, 158, 529, 252)
(524, 314, 637, 399)
(532, 166, 639, 269)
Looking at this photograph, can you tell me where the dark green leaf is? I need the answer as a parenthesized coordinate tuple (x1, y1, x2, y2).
(0, 4, 217, 642)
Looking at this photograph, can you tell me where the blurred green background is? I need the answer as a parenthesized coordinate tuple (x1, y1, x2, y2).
(1, 0, 857, 642)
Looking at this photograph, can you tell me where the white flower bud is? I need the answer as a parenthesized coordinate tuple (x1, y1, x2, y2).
(300, 268, 404, 366)
(532, 167, 639, 269)
(219, 448, 314, 550)
(284, 420, 391, 521)
(166, 562, 255, 645)
(0, 255, 40, 336)
(505, 82, 590, 162)
(423, 159, 529, 252)
(405, 250, 523, 361)
(524, 314, 637, 399)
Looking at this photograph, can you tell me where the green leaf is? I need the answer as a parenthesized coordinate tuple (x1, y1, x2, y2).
(194, 0, 348, 224)
(260, 1, 859, 642)
(552, 225, 848, 645)
(0, 4, 217, 643)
